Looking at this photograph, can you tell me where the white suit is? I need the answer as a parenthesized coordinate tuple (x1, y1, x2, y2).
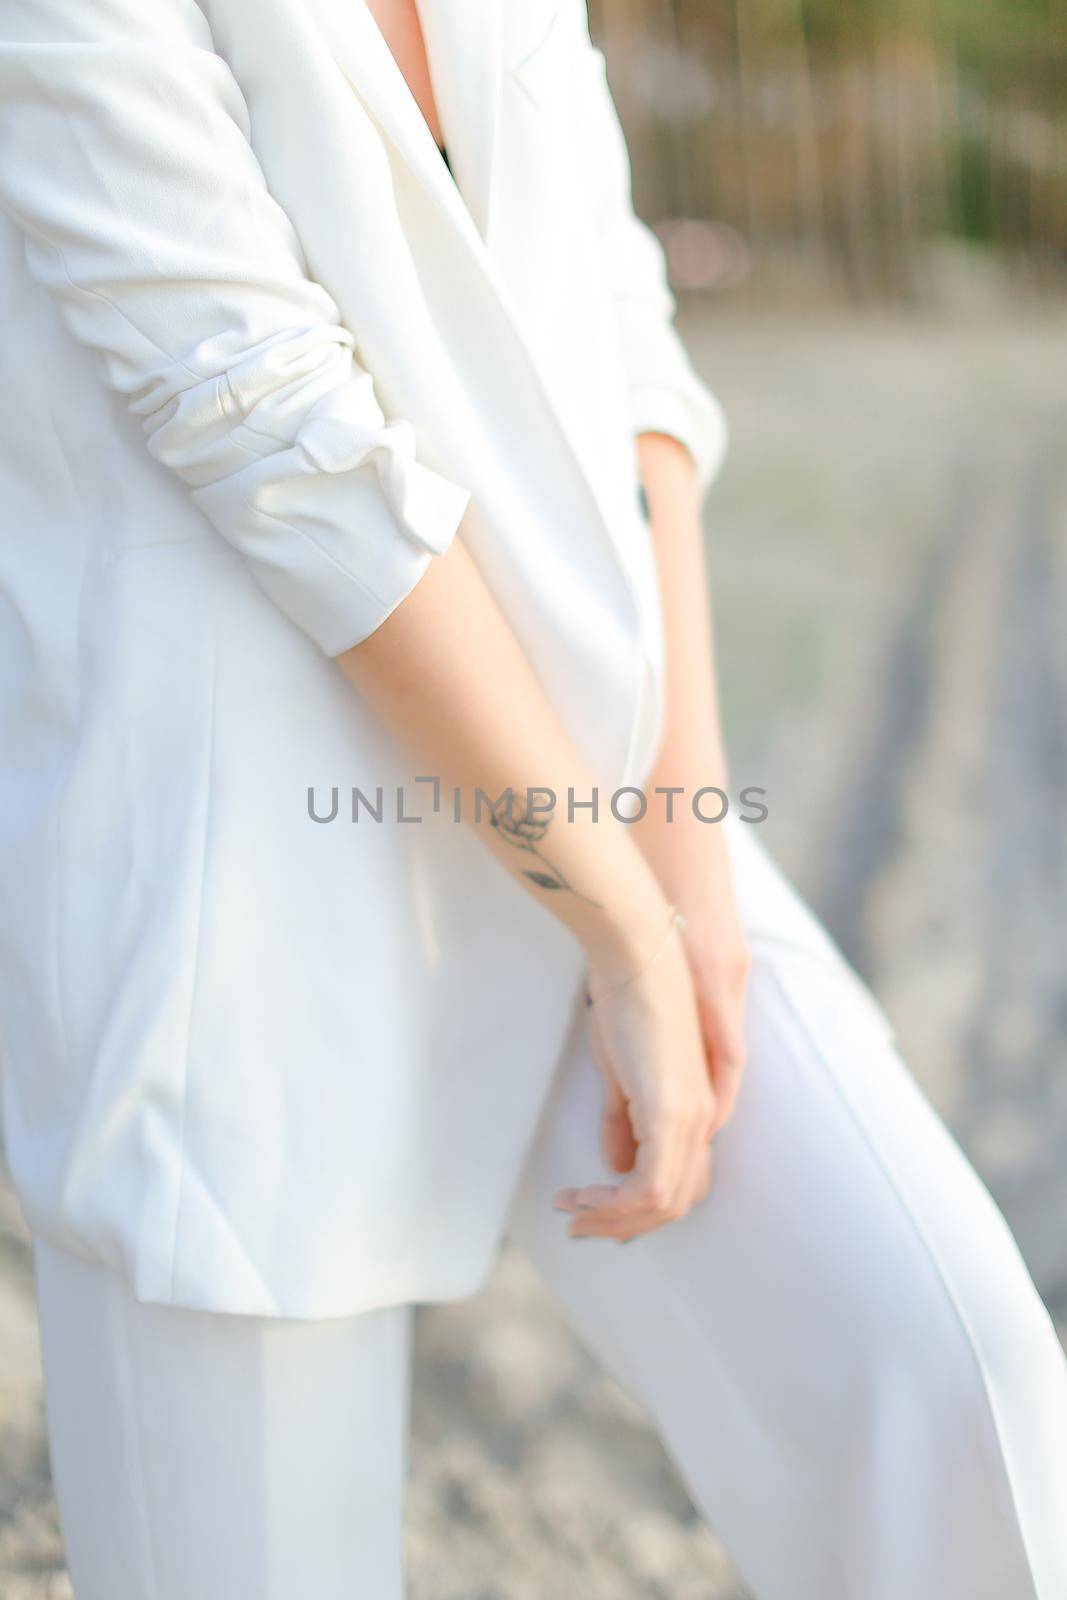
(2, 4, 1067, 1597)
(0, 0, 728, 1315)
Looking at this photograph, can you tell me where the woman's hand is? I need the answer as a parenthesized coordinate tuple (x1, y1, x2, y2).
(554, 918, 717, 1242)
(633, 805, 752, 1140)
(677, 837, 752, 1138)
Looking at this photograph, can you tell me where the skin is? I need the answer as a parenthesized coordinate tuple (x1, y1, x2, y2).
(345, 0, 750, 1243)
(364, 0, 446, 147)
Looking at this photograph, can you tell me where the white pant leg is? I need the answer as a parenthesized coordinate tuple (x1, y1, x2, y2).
(505, 935, 1067, 1599)
(31, 1231, 412, 1600)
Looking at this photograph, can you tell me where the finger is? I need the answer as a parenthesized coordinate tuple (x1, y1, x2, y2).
(696, 1139, 714, 1202)
(566, 1175, 674, 1237)
(586, 1009, 637, 1174)
(568, 1119, 684, 1238)
(698, 1000, 748, 1137)
(630, 1112, 687, 1217)
(602, 1108, 638, 1174)
(665, 1113, 710, 1223)
(554, 1182, 621, 1213)
(678, 1134, 713, 1215)
(573, 1108, 714, 1240)
(568, 1199, 682, 1243)
(708, 1040, 746, 1135)
(675, 1113, 710, 1209)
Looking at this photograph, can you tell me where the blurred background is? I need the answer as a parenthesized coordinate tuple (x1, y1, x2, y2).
(1, 1, 1065, 1595)
(600, 0, 1067, 304)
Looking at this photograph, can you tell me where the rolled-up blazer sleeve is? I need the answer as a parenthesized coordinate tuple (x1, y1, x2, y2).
(0, 0, 471, 655)
(562, 0, 728, 497)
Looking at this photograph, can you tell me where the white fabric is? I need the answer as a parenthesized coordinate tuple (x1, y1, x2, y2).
(0, 0, 727, 1317)
(32, 890, 1067, 1599)
(33, 1230, 413, 1599)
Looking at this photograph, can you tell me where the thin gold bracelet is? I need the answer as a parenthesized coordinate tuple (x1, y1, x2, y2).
(585, 905, 687, 1009)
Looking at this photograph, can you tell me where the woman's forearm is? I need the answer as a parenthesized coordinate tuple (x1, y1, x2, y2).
(336, 524, 671, 980)
(632, 430, 751, 1134)
(632, 431, 730, 905)
(340, 508, 718, 1229)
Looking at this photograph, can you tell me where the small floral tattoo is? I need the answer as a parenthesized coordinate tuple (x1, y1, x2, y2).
(487, 793, 603, 908)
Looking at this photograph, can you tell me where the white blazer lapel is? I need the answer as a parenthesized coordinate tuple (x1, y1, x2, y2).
(298, 0, 501, 244)
(414, 0, 502, 240)
(291, 0, 645, 635)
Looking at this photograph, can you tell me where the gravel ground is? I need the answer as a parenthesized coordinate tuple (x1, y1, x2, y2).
(1, 299, 1064, 1597)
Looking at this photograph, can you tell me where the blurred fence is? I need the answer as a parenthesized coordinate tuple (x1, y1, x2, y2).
(589, 0, 1067, 300)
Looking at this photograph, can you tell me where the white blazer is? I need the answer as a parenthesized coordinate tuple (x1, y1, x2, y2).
(0, 0, 879, 1317)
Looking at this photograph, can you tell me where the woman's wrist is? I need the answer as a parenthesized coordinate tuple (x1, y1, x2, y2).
(584, 902, 686, 1004)
(466, 774, 674, 978)
(573, 846, 676, 984)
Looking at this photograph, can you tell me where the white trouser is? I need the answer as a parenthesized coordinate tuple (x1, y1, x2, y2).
(32, 935, 1067, 1600)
